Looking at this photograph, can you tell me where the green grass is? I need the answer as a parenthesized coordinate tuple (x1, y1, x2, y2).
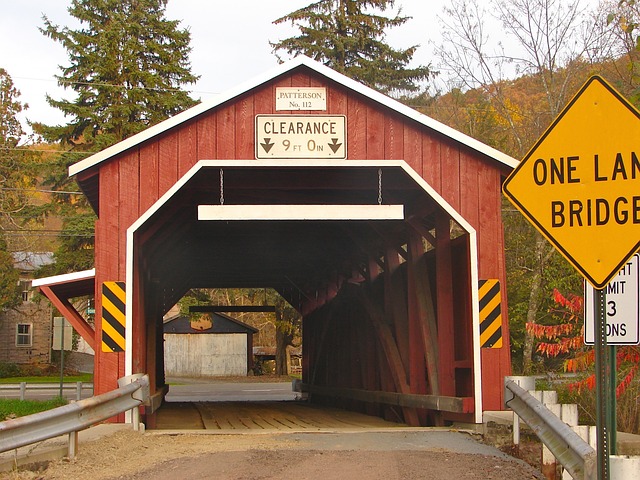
(0, 397, 68, 420)
(0, 373, 93, 384)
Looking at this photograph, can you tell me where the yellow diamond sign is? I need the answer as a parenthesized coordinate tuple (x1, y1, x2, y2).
(503, 76, 640, 289)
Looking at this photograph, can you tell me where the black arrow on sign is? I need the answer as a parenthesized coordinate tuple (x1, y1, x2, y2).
(328, 138, 342, 153)
(261, 138, 275, 153)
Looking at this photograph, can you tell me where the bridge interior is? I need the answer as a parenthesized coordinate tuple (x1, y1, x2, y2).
(131, 162, 477, 427)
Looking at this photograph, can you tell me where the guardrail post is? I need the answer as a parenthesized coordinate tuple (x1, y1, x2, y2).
(117, 373, 146, 431)
(76, 382, 82, 401)
(68, 430, 78, 459)
(19, 382, 26, 401)
(504, 376, 536, 452)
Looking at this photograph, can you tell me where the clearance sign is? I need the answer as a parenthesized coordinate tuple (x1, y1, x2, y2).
(255, 115, 346, 159)
(503, 76, 640, 289)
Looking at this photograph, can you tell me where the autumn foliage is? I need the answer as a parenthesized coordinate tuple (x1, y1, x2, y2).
(527, 288, 639, 397)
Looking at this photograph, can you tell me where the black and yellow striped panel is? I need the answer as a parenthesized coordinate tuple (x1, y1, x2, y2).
(101, 281, 126, 353)
(478, 279, 503, 348)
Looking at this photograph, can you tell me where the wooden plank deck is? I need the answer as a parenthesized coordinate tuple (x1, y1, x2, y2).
(154, 401, 406, 431)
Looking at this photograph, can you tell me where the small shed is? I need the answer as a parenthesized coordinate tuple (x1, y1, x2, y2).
(163, 313, 258, 377)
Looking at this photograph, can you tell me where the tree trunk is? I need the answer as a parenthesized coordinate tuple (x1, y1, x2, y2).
(522, 232, 548, 374)
(275, 326, 293, 375)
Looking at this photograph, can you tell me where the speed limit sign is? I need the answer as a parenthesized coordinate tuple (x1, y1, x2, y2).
(584, 253, 640, 345)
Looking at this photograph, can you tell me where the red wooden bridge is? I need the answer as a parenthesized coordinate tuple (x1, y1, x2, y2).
(34, 57, 517, 427)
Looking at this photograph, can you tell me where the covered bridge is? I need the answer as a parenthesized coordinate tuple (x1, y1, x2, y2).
(36, 56, 517, 426)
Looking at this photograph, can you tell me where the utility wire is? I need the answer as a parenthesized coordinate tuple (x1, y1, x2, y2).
(11, 75, 219, 97)
(0, 187, 83, 195)
(0, 147, 94, 155)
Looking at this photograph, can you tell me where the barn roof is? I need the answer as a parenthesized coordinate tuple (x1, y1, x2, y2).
(163, 313, 258, 334)
(68, 56, 518, 178)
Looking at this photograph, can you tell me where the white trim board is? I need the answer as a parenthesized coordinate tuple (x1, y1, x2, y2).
(32, 269, 96, 288)
(125, 159, 482, 423)
(198, 204, 404, 221)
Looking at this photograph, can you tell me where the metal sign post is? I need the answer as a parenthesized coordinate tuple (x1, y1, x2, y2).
(59, 319, 65, 398)
(593, 288, 611, 479)
(53, 317, 72, 398)
(609, 342, 617, 457)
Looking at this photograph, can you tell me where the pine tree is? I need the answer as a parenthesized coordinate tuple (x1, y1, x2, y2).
(39, 0, 199, 151)
(0, 69, 25, 149)
(0, 234, 19, 310)
(36, 0, 200, 274)
(271, 0, 433, 96)
(0, 70, 28, 309)
(0, 69, 43, 246)
(0, 69, 30, 224)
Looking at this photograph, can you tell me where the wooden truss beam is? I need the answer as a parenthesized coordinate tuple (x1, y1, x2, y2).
(39, 286, 96, 351)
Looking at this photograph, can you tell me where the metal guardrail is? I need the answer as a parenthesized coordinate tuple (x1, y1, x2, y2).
(0, 382, 93, 401)
(505, 379, 596, 480)
(0, 374, 149, 458)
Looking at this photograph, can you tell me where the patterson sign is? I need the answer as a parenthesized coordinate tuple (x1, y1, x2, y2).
(503, 76, 640, 289)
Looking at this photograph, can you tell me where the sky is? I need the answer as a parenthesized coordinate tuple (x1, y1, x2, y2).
(0, 0, 447, 139)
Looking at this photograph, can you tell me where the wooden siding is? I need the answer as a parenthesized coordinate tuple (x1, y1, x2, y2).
(163, 334, 248, 377)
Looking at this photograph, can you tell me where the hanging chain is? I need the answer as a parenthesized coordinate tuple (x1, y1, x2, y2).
(378, 168, 383, 205)
(220, 168, 225, 205)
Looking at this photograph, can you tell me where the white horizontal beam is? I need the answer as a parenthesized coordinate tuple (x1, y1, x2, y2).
(198, 204, 404, 221)
(32, 269, 96, 288)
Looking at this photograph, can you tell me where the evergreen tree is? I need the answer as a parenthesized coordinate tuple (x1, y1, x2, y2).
(0, 69, 25, 149)
(39, 0, 199, 151)
(0, 69, 28, 309)
(0, 69, 30, 228)
(36, 0, 200, 274)
(0, 234, 19, 310)
(0, 69, 43, 248)
(271, 0, 433, 96)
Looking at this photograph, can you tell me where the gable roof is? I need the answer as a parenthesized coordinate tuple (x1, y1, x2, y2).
(68, 56, 518, 178)
(163, 313, 258, 334)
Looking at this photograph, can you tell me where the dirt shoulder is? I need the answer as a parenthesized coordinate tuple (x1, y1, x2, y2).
(2, 429, 544, 480)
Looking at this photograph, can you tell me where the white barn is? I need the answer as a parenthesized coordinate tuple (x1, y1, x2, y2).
(163, 313, 258, 377)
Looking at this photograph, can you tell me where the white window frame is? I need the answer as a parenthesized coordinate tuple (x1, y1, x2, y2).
(19, 280, 32, 303)
(16, 323, 32, 347)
